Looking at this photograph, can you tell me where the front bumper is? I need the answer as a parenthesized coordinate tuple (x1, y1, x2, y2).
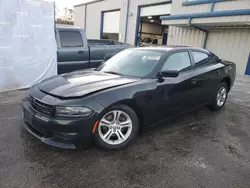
(22, 98, 99, 149)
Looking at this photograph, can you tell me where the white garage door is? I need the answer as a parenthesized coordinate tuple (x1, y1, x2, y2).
(141, 4, 171, 17)
(103, 11, 120, 33)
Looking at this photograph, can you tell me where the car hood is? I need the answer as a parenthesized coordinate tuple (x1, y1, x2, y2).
(38, 71, 140, 98)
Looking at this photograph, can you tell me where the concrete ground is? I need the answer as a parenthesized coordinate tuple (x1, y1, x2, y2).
(0, 77, 250, 188)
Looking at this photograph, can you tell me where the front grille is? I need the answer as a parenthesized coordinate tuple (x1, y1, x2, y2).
(28, 95, 54, 117)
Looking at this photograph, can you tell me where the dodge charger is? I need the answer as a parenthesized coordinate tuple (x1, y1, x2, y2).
(22, 47, 236, 150)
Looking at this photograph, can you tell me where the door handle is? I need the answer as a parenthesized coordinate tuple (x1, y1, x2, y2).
(216, 70, 221, 74)
(77, 51, 84, 54)
(191, 79, 197, 84)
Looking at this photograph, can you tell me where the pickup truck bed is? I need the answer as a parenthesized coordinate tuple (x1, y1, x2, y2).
(55, 24, 131, 74)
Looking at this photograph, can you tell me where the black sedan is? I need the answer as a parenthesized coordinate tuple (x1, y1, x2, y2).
(22, 46, 236, 150)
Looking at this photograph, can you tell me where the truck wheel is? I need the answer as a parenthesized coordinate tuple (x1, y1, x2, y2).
(95, 105, 139, 150)
(209, 82, 228, 111)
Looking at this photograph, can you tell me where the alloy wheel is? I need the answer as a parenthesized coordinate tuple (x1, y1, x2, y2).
(217, 86, 227, 107)
(98, 110, 133, 145)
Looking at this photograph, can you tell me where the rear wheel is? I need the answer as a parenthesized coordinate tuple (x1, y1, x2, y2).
(95, 105, 139, 150)
(209, 82, 228, 111)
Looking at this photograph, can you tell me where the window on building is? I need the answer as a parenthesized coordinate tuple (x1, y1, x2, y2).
(192, 52, 211, 68)
(162, 52, 192, 72)
(59, 31, 84, 47)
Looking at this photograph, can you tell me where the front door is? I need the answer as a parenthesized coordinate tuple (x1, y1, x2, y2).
(155, 51, 196, 121)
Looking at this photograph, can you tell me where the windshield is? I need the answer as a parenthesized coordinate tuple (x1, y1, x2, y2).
(142, 38, 152, 43)
(97, 49, 165, 77)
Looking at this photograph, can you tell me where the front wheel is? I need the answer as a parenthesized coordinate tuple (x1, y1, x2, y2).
(209, 82, 228, 111)
(95, 105, 139, 150)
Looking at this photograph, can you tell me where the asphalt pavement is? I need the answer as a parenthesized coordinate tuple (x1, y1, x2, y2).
(0, 77, 250, 188)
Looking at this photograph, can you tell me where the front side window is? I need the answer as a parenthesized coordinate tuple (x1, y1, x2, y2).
(162, 52, 192, 72)
(193, 52, 210, 68)
(59, 31, 84, 47)
(98, 49, 165, 77)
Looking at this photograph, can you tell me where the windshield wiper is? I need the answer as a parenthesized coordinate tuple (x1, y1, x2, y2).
(104, 71, 122, 75)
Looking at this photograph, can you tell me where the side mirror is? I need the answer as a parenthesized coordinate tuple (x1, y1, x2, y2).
(159, 70, 179, 78)
(104, 53, 115, 62)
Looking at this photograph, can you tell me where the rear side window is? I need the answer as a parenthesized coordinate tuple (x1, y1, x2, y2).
(162, 52, 192, 73)
(59, 31, 84, 47)
(192, 52, 211, 68)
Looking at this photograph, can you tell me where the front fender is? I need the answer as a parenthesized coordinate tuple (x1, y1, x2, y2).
(93, 80, 155, 108)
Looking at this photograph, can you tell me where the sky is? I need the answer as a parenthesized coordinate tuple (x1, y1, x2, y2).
(46, 0, 95, 18)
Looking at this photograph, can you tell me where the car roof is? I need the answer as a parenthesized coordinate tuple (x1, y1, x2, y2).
(133, 46, 211, 54)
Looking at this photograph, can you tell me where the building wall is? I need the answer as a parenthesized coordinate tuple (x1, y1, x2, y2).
(86, 0, 127, 41)
(206, 29, 250, 75)
(168, 27, 250, 75)
(167, 26, 205, 47)
(163, 0, 250, 26)
(74, 0, 250, 74)
(75, 0, 171, 44)
(165, 0, 250, 75)
(213, 0, 250, 11)
(171, 0, 210, 14)
(171, 0, 250, 15)
(74, 5, 86, 30)
(75, 0, 127, 42)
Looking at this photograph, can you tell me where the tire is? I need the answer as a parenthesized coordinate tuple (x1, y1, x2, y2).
(94, 104, 139, 150)
(209, 82, 228, 111)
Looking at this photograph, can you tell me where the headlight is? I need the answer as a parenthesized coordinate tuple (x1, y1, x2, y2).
(56, 106, 93, 117)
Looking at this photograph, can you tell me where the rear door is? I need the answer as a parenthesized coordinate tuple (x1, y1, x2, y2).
(190, 50, 223, 106)
(57, 29, 89, 74)
(155, 50, 196, 120)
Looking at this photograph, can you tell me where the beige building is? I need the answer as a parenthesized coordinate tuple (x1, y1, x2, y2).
(74, 0, 250, 75)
